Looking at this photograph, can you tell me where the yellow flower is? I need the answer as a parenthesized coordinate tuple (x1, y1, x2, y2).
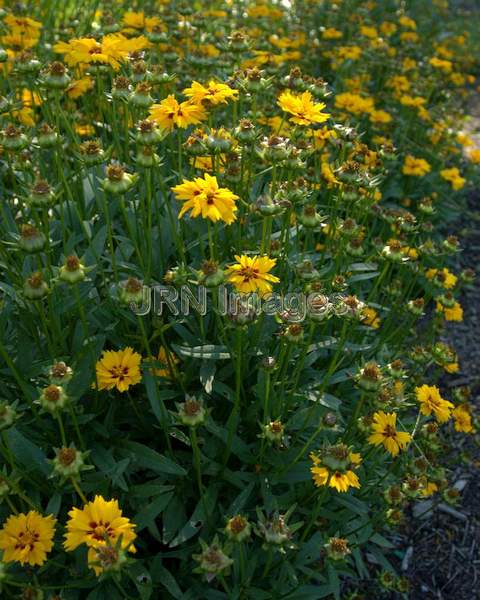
(468, 149, 480, 164)
(335, 92, 375, 115)
(226, 255, 279, 296)
(122, 11, 162, 32)
(148, 347, 179, 379)
(95, 347, 142, 392)
(415, 384, 454, 423)
(322, 28, 343, 40)
(64, 496, 136, 574)
(452, 405, 473, 433)
(54, 34, 150, 70)
(67, 77, 94, 99)
(368, 411, 411, 456)
(402, 155, 431, 176)
(436, 300, 463, 322)
(369, 109, 392, 124)
(361, 307, 380, 328)
(429, 57, 453, 72)
(171, 173, 238, 224)
(183, 80, 238, 106)
(421, 482, 439, 497)
(310, 450, 361, 493)
(0, 511, 56, 566)
(426, 268, 457, 289)
(440, 167, 466, 190)
(278, 90, 330, 126)
(149, 95, 207, 131)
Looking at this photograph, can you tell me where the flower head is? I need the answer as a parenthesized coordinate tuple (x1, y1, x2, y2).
(310, 445, 362, 493)
(402, 155, 431, 176)
(183, 80, 238, 105)
(64, 495, 136, 574)
(226, 255, 279, 295)
(278, 90, 330, 126)
(149, 95, 207, 131)
(415, 384, 454, 423)
(95, 347, 142, 392)
(367, 411, 411, 456)
(0, 511, 56, 566)
(171, 173, 238, 224)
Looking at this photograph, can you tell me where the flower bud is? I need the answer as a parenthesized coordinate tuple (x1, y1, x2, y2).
(24, 271, 49, 300)
(325, 537, 350, 561)
(176, 395, 206, 427)
(283, 323, 304, 343)
(356, 362, 382, 391)
(59, 255, 86, 284)
(1, 124, 29, 151)
(225, 515, 251, 542)
(39, 385, 68, 413)
(18, 224, 46, 253)
(193, 537, 233, 578)
(198, 260, 224, 288)
(36, 123, 59, 148)
(49, 361, 73, 385)
(52, 446, 86, 479)
(103, 164, 137, 194)
(262, 420, 284, 443)
(129, 82, 154, 108)
(29, 179, 54, 207)
(41, 62, 71, 89)
(79, 139, 105, 166)
(119, 277, 145, 305)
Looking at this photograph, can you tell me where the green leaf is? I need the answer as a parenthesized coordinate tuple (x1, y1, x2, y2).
(4, 428, 49, 475)
(121, 441, 186, 476)
(134, 492, 174, 532)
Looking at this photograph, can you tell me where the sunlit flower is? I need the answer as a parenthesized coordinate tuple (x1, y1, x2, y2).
(183, 80, 238, 105)
(226, 255, 279, 295)
(368, 411, 411, 456)
(402, 155, 431, 176)
(415, 384, 454, 423)
(95, 347, 142, 392)
(0, 511, 56, 566)
(64, 495, 136, 573)
(278, 90, 330, 126)
(149, 95, 207, 131)
(171, 173, 238, 223)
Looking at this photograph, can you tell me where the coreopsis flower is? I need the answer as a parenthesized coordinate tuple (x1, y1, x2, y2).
(402, 155, 431, 176)
(54, 34, 150, 70)
(0, 511, 56, 566)
(415, 384, 454, 423)
(171, 173, 238, 223)
(183, 80, 238, 105)
(426, 267, 457, 289)
(278, 90, 330, 126)
(334, 92, 375, 115)
(226, 255, 279, 295)
(310, 445, 362, 493)
(148, 95, 207, 131)
(452, 405, 473, 433)
(367, 411, 411, 456)
(64, 496, 136, 574)
(149, 346, 179, 378)
(361, 307, 380, 328)
(440, 167, 466, 190)
(435, 299, 463, 321)
(95, 347, 142, 392)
